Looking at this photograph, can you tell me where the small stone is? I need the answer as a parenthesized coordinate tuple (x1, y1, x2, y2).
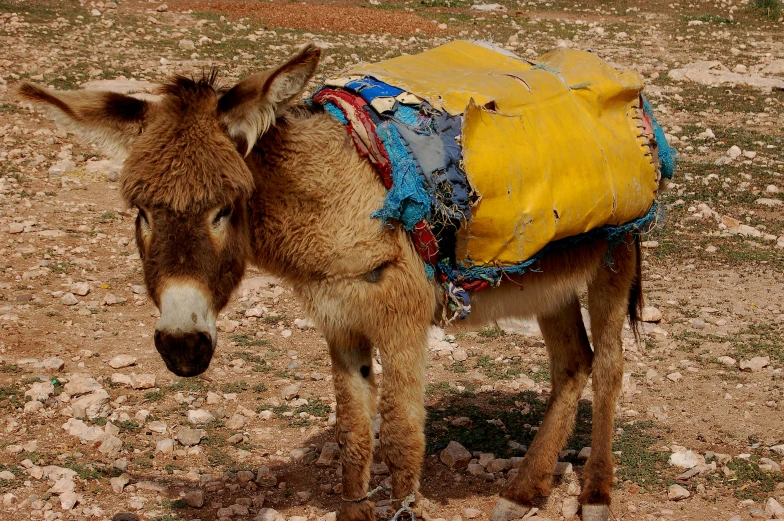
(156, 438, 175, 454)
(740, 357, 770, 372)
(561, 496, 579, 518)
(666, 372, 682, 382)
(71, 282, 91, 296)
(156, 3, 168, 11)
(486, 458, 512, 473)
(717, 356, 737, 367)
(179, 39, 195, 50)
(462, 508, 481, 519)
(60, 490, 79, 510)
(578, 447, 591, 461)
(61, 293, 78, 306)
(690, 318, 706, 330)
(39, 357, 65, 371)
(553, 462, 573, 476)
(281, 383, 301, 401)
(727, 146, 742, 159)
(188, 409, 215, 424)
(71, 390, 111, 419)
(130, 374, 156, 389)
(0, 471, 14, 480)
(49, 477, 76, 495)
(64, 375, 103, 396)
(668, 484, 690, 501)
(25, 381, 54, 402)
(641, 306, 662, 323)
(256, 468, 277, 487)
(316, 442, 341, 467)
(177, 428, 204, 446)
(184, 489, 204, 508)
(440, 441, 472, 469)
(765, 498, 784, 518)
(99, 435, 123, 457)
(108, 355, 137, 369)
(111, 473, 131, 494)
(669, 449, 703, 469)
(453, 348, 468, 362)
(226, 413, 247, 430)
(238, 470, 256, 483)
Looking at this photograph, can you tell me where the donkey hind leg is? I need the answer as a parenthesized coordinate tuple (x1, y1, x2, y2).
(330, 334, 378, 521)
(579, 240, 638, 521)
(492, 294, 593, 521)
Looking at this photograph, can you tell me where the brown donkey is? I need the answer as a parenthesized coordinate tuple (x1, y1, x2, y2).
(19, 44, 646, 521)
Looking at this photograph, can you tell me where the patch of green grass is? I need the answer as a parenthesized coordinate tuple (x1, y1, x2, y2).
(163, 498, 188, 509)
(707, 458, 784, 501)
(263, 314, 285, 325)
(166, 378, 208, 393)
(752, 0, 782, 19)
(0, 363, 22, 374)
(478, 326, 506, 340)
(150, 515, 180, 521)
(229, 335, 266, 348)
(252, 382, 268, 393)
(0, 384, 22, 408)
(117, 420, 141, 433)
(132, 457, 153, 469)
(144, 390, 165, 402)
(294, 398, 331, 418)
(61, 458, 118, 480)
(685, 13, 735, 23)
(614, 421, 670, 491)
(733, 323, 784, 362)
(221, 380, 249, 393)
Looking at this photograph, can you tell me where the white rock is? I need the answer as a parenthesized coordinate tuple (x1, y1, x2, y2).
(561, 497, 580, 518)
(717, 356, 737, 367)
(130, 373, 156, 389)
(226, 413, 247, 430)
(70, 282, 91, 296)
(727, 146, 742, 159)
(668, 484, 690, 501)
(156, 438, 175, 454)
(98, 436, 123, 457)
(49, 476, 76, 495)
(110, 473, 131, 494)
(64, 375, 103, 396)
(641, 306, 662, 323)
(188, 409, 215, 425)
(281, 383, 301, 401)
(61, 293, 78, 306)
(179, 39, 195, 50)
(156, 3, 168, 11)
(25, 381, 54, 401)
(60, 491, 79, 510)
(669, 449, 703, 469)
(765, 498, 784, 518)
(108, 354, 137, 369)
(462, 508, 482, 519)
(38, 357, 65, 371)
(71, 389, 111, 419)
(739, 356, 770, 372)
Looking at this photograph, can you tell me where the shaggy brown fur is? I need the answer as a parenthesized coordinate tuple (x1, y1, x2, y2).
(17, 44, 645, 521)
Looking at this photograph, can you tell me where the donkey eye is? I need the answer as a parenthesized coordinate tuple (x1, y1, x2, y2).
(212, 206, 232, 226)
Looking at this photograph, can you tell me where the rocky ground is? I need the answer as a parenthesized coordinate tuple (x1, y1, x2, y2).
(1, 0, 784, 520)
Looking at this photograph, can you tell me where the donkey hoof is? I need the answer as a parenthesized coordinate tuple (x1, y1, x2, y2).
(490, 498, 530, 521)
(581, 504, 610, 521)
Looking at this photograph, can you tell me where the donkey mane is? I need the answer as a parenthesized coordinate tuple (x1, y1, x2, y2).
(158, 68, 224, 107)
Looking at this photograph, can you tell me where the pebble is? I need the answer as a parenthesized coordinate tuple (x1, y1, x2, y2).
(177, 428, 204, 446)
(462, 508, 481, 519)
(61, 293, 79, 306)
(110, 474, 131, 494)
(727, 145, 742, 159)
(669, 449, 703, 469)
(71, 282, 91, 296)
(765, 498, 784, 518)
(667, 484, 690, 501)
(184, 489, 205, 508)
(112, 514, 140, 521)
(561, 497, 579, 518)
(717, 356, 737, 366)
(108, 354, 137, 369)
(156, 3, 168, 11)
(440, 441, 472, 469)
(690, 318, 706, 330)
(188, 409, 215, 424)
(739, 357, 770, 372)
(641, 306, 662, 323)
(280, 383, 301, 400)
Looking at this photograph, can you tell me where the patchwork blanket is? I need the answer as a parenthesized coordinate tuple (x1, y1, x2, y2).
(311, 41, 675, 321)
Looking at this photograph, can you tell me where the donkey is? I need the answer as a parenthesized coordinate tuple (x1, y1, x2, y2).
(18, 44, 647, 521)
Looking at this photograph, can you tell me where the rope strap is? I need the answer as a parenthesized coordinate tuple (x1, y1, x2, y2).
(341, 488, 418, 521)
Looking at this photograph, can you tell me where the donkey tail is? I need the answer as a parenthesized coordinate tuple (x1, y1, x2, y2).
(628, 234, 644, 344)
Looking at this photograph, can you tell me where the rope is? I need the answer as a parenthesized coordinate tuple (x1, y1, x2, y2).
(341, 487, 418, 521)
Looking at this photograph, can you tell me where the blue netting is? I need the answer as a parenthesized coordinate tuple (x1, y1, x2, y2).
(642, 95, 677, 179)
(371, 122, 431, 230)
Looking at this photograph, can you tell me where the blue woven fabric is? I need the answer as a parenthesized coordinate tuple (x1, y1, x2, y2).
(371, 121, 431, 230)
(323, 102, 348, 124)
(642, 96, 676, 179)
(345, 77, 404, 105)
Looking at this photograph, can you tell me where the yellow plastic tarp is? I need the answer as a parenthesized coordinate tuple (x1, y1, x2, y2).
(351, 41, 659, 266)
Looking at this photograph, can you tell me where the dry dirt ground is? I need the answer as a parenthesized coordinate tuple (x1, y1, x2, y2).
(1, 0, 784, 521)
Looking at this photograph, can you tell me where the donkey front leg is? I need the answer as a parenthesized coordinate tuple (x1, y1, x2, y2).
(376, 323, 428, 506)
(492, 294, 593, 521)
(329, 333, 378, 521)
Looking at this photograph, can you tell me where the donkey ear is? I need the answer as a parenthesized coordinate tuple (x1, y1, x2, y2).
(218, 43, 321, 156)
(16, 82, 149, 160)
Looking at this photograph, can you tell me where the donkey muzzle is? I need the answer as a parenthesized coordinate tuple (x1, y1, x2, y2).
(154, 282, 218, 377)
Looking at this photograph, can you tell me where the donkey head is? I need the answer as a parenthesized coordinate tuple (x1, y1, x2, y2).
(18, 45, 321, 376)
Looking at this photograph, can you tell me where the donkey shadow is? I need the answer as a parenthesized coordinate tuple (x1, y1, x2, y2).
(120, 388, 595, 520)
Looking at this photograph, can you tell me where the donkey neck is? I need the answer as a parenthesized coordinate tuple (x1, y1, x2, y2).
(244, 106, 390, 283)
